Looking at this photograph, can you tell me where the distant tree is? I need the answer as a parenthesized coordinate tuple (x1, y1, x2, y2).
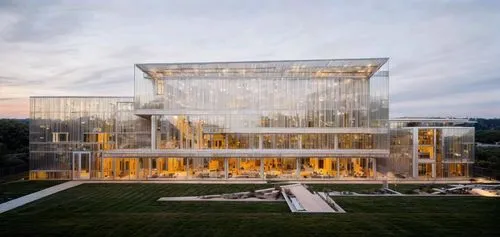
(0, 119, 29, 168)
(475, 147, 500, 179)
(473, 118, 500, 130)
(475, 130, 500, 144)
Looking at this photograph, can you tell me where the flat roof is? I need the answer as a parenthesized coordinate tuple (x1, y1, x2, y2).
(390, 117, 475, 124)
(30, 96, 133, 99)
(136, 58, 388, 80)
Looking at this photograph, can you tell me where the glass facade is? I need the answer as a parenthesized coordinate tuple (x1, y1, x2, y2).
(133, 59, 389, 180)
(29, 97, 149, 179)
(28, 58, 474, 181)
(389, 119, 474, 179)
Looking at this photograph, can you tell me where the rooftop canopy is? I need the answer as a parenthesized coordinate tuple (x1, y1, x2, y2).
(390, 117, 475, 126)
(390, 117, 474, 123)
(136, 58, 388, 80)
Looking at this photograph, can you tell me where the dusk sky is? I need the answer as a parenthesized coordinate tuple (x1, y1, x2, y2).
(1, 0, 499, 118)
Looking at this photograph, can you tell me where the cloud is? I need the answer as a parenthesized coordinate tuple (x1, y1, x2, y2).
(0, 0, 499, 118)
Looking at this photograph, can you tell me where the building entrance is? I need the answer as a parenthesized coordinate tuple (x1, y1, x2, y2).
(72, 152, 91, 180)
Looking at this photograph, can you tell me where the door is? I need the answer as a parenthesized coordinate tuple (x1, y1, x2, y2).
(72, 152, 91, 180)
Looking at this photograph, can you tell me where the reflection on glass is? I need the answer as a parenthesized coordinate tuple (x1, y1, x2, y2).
(228, 158, 261, 178)
(189, 158, 225, 179)
(263, 158, 297, 179)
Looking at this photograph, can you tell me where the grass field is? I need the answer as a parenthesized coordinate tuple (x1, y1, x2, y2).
(0, 183, 498, 237)
(0, 180, 65, 203)
(0, 171, 28, 184)
(308, 183, 454, 194)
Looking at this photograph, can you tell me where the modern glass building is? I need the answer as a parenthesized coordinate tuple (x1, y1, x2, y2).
(388, 118, 475, 179)
(29, 58, 474, 180)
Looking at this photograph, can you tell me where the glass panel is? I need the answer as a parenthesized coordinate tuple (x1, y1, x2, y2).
(418, 164, 432, 178)
(189, 158, 225, 179)
(30, 97, 148, 179)
(299, 158, 338, 178)
(78, 153, 90, 179)
(102, 158, 114, 179)
(263, 158, 297, 179)
(228, 158, 261, 179)
(338, 158, 370, 178)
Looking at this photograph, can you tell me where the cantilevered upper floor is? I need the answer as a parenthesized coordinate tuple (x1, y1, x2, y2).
(134, 58, 390, 130)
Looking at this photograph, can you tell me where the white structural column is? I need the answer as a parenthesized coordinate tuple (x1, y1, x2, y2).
(71, 154, 75, 180)
(336, 159, 340, 178)
(258, 135, 263, 149)
(136, 158, 140, 179)
(148, 159, 152, 178)
(113, 158, 117, 180)
(224, 158, 229, 179)
(295, 158, 301, 178)
(150, 115, 157, 180)
(432, 128, 437, 178)
(151, 115, 157, 150)
(296, 134, 302, 178)
(101, 157, 104, 179)
(334, 134, 338, 150)
(412, 127, 419, 178)
(186, 159, 190, 179)
(260, 158, 264, 179)
(431, 163, 436, 178)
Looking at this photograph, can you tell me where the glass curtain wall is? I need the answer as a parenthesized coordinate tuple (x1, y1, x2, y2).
(441, 127, 474, 178)
(388, 128, 413, 177)
(29, 97, 147, 180)
(135, 59, 389, 133)
(134, 59, 389, 180)
(30, 59, 391, 180)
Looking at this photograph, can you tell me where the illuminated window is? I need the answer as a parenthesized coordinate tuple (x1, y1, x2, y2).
(52, 132, 68, 142)
(155, 79, 164, 95)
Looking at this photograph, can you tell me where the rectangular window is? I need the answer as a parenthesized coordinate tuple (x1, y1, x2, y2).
(52, 132, 68, 142)
(84, 134, 98, 142)
(155, 79, 164, 95)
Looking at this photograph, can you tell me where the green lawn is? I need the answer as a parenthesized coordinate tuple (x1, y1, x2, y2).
(0, 183, 499, 237)
(308, 183, 437, 194)
(309, 183, 386, 193)
(0, 180, 65, 203)
(0, 171, 29, 184)
(309, 183, 459, 194)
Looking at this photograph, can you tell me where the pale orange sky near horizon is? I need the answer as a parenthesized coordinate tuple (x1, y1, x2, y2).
(1, 98, 29, 118)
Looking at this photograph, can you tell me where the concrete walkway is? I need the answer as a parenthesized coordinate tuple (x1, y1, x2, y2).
(0, 181, 82, 214)
(282, 184, 335, 213)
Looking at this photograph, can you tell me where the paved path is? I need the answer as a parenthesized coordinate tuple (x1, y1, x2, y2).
(0, 181, 82, 214)
(282, 184, 335, 213)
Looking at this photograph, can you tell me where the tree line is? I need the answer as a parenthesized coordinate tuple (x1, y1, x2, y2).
(0, 119, 29, 177)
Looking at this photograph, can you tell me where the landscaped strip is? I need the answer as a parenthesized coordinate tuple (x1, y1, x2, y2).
(0, 183, 498, 237)
(0, 180, 65, 204)
(0, 181, 81, 213)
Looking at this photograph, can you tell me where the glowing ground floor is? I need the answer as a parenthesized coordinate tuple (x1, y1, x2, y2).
(29, 156, 471, 181)
(30, 157, 377, 180)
